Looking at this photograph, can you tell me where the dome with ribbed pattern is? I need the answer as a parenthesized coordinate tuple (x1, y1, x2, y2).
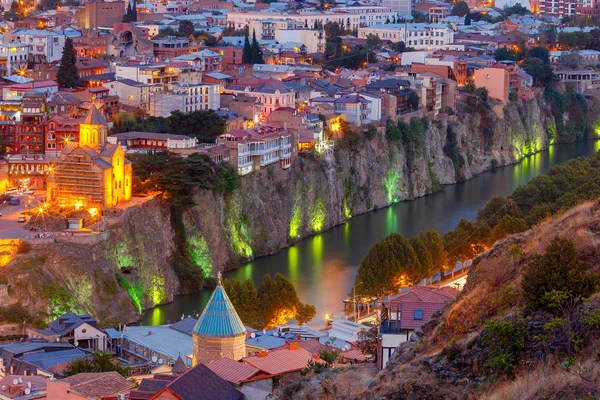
(192, 278, 246, 339)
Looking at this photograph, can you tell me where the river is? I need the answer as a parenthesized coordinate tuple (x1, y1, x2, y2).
(141, 140, 600, 327)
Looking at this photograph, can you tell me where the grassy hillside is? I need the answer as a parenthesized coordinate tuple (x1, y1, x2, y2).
(368, 199, 600, 399)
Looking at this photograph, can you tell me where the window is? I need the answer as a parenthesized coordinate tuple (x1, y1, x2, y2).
(414, 309, 423, 320)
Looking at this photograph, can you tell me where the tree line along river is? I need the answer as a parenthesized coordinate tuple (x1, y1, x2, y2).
(140, 140, 600, 327)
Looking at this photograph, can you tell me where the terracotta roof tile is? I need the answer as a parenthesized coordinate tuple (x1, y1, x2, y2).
(206, 358, 260, 385)
(243, 346, 323, 376)
(61, 371, 134, 398)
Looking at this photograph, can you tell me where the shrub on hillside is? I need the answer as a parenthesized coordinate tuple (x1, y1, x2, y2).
(522, 237, 597, 311)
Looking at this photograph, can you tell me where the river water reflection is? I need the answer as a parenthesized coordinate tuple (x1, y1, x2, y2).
(141, 140, 600, 326)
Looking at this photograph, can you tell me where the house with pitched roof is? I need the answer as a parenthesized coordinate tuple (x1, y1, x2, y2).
(378, 286, 459, 369)
(46, 372, 135, 400)
(130, 363, 243, 400)
(0, 341, 85, 377)
(26, 313, 109, 352)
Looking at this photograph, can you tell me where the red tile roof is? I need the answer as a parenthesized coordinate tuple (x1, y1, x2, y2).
(206, 358, 260, 385)
(340, 349, 366, 362)
(243, 346, 323, 376)
(60, 372, 135, 398)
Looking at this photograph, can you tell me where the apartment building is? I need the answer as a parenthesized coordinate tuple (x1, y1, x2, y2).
(224, 81, 296, 119)
(75, 0, 126, 29)
(217, 125, 293, 175)
(173, 49, 223, 72)
(473, 67, 510, 102)
(249, 18, 304, 41)
(4, 29, 66, 63)
(72, 29, 113, 58)
(577, 0, 600, 17)
(358, 23, 455, 51)
(115, 63, 202, 90)
(309, 94, 373, 127)
(0, 44, 29, 76)
(152, 36, 190, 60)
(329, 6, 396, 27)
(538, 0, 577, 16)
(149, 83, 220, 117)
(274, 29, 325, 53)
(227, 10, 362, 31)
(382, 0, 414, 16)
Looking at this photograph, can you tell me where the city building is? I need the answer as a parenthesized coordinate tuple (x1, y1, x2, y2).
(46, 104, 133, 208)
(0, 44, 29, 76)
(358, 23, 455, 50)
(538, 0, 577, 16)
(249, 18, 304, 41)
(274, 28, 325, 54)
(382, 0, 414, 16)
(577, 0, 600, 17)
(71, 29, 112, 58)
(509, 71, 534, 104)
(217, 125, 294, 175)
(149, 83, 220, 117)
(227, 10, 363, 31)
(473, 67, 510, 102)
(192, 273, 247, 365)
(3, 29, 66, 63)
(224, 81, 296, 118)
(173, 49, 223, 72)
(26, 313, 110, 352)
(103, 78, 156, 112)
(378, 286, 459, 370)
(108, 131, 198, 153)
(152, 36, 191, 60)
(75, 0, 126, 29)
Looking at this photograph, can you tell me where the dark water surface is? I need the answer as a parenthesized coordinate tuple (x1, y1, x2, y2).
(141, 140, 600, 326)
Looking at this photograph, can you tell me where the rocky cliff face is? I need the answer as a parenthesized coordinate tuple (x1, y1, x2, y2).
(189, 94, 553, 272)
(0, 94, 556, 325)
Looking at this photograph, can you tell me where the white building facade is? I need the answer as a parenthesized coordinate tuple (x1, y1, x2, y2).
(358, 23, 455, 50)
(149, 83, 220, 117)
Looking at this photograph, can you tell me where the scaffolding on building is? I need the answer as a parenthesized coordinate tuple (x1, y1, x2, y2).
(50, 148, 105, 208)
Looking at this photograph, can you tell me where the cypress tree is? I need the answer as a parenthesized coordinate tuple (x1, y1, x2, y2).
(56, 37, 79, 89)
(123, 3, 131, 22)
(250, 29, 263, 64)
(131, 0, 137, 22)
(242, 34, 251, 64)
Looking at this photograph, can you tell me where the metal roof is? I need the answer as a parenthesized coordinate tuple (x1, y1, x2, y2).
(192, 281, 246, 339)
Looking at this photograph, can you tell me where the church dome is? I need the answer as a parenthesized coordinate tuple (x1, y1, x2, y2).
(192, 275, 246, 339)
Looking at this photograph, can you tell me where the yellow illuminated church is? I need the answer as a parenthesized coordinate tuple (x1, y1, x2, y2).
(47, 105, 132, 208)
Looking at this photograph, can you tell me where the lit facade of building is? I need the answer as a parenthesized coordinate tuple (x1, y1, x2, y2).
(46, 105, 132, 208)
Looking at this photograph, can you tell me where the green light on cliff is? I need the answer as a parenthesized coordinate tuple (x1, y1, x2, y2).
(289, 206, 302, 239)
(187, 234, 213, 278)
(230, 217, 253, 258)
(384, 170, 400, 203)
(344, 200, 352, 219)
(118, 277, 143, 313)
(310, 201, 326, 233)
(113, 242, 135, 269)
(149, 276, 166, 306)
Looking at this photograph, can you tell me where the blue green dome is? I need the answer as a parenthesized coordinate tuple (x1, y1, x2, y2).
(193, 277, 246, 338)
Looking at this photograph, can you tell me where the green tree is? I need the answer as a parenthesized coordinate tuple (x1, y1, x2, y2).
(250, 29, 264, 64)
(168, 109, 226, 142)
(179, 20, 195, 37)
(407, 93, 420, 111)
(56, 37, 79, 89)
(365, 124, 377, 140)
(419, 230, 447, 273)
(527, 46, 550, 64)
(355, 240, 400, 303)
(409, 237, 433, 280)
(63, 351, 131, 377)
(451, 1, 470, 17)
(324, 21, 344, 38)
(489, 214, 528, 243)
(296, 303, 316, 325)
(493, 47, 517, 62)
(482, 317, 527, 376)
(365, 34, 382, 50)
(131, 0, 137, 22)
(385, 118, 401, 142)
(522, 237, 597, 310)
(503, 3, 530, 15)
(123, 2, 132, 22)
(525, 57, 554, 87)
(242, 34, 252, 64)
(411, 11, 429, 23)
(464, 13, 472, 25)
(444, 219, 489, 269)
(476, 196, 512, 228)
(257, 273, 313, 328)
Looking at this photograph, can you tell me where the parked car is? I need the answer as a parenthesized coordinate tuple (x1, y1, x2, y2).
(4, 188, 18, 195)
(17, 216, 26, 223)
(9, 198, 20, 206)
(22, 189, 35, 195)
